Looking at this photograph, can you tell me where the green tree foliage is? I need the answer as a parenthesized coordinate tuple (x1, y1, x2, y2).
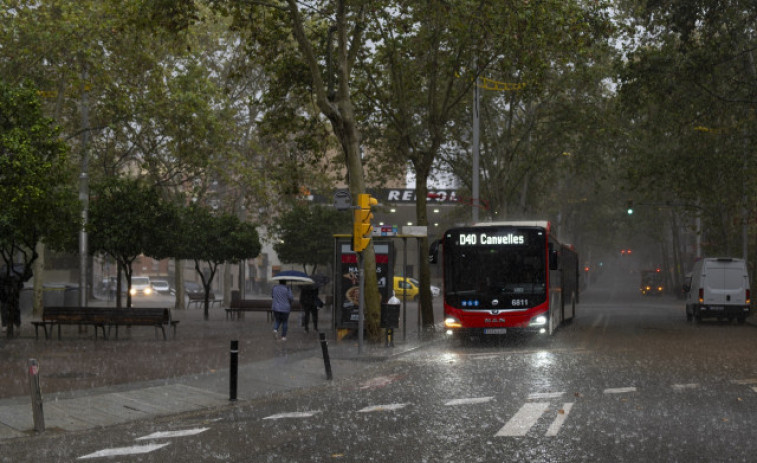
(174, 204, 261, 320)
(0, 80, 78, 337)
(272, 202, 351, 274)
(88, 178, 176, 308)
(357, 0, 616, 328)
(617, 0, 757, 266)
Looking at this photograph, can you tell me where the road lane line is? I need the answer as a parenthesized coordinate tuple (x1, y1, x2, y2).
(545, 402, 574, 437)
(603, 387, 636, 394)
(445, 397, 494, 406)
(78, 444, 169, 459)
(136, 427, 210, 440)
(495, 402, 548, 437)
(528, 392, 565, 400)
(263, 411, 320, 420)
(672, 383, 699, 391)
(357, 403, 409, 413)
(732, 378, 757, 385)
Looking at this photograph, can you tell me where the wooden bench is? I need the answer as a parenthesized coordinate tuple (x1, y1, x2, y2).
(31, 307, 178, 341)
(187, 292, 220, 309)
(106, 308, 179, 340)
(226, 299, 302, 321)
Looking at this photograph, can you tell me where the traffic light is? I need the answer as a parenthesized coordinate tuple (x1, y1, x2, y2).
(626, 200, 634, 215)
(353, 193, 378, 252)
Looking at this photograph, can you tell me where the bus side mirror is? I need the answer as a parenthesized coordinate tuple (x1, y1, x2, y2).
(549, 249, 559, 270)
(429, 239, 440, 264)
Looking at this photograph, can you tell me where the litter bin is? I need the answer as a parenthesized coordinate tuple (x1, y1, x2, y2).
(380, 303, 400, 329)
(43, 283, 66, 307)
(64, 284, 80, 307)
(381, 302, 400, 347)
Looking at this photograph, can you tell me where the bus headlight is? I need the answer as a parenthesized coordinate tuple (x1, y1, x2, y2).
(529, 315, 547, 326)
(444, 317, 462, 329)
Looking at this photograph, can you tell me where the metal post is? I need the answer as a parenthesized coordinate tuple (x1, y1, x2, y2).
(358, 252, 365, 354)
(229, 340, 238, 401)
(79, 66, 90, 309)
(319, 332, 333, 380)
(472, 82, 480, 224)
(28, 359, 44, 432)
(402, 237, 407, 342)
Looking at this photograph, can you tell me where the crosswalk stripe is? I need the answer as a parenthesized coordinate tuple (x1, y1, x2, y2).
(495, 402, 548, 437)
(545, 403, 573, 437)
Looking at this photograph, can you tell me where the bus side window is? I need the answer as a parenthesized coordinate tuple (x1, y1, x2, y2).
(549, 244, 559, 270)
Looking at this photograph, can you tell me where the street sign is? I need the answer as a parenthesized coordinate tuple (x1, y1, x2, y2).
(401, 225, 427, 237)
(333, 189, 352, 211)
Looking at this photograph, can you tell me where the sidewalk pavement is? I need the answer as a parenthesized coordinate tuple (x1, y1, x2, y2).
(0, 299, 442, 442)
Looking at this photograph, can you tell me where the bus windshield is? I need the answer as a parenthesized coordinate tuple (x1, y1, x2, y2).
(443, 227, 547, 308)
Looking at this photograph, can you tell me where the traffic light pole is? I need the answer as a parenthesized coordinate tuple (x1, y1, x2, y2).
(357, 252, 365, 354)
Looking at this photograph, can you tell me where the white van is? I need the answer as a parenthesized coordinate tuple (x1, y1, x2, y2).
(684, 258, 751, 323)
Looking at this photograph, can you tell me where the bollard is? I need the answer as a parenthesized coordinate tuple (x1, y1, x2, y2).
(319, 332, 333, 380)
(229, 340, 238, 402)
(27, 359, 45, 433)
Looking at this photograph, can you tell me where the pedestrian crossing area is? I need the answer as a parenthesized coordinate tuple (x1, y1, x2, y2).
(75, 377, 757, 459)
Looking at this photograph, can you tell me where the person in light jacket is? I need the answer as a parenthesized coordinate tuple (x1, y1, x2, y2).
(271, 280, 293, 341)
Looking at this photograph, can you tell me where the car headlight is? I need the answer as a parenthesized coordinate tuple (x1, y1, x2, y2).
(444, 317, 462, 329)
(144, 287, 152, 295)
(129, 288, 136, 296)
(529, 315, 547, 326)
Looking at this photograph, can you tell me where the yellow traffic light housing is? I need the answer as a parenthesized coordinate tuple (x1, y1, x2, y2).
(352, 193, 378, 252)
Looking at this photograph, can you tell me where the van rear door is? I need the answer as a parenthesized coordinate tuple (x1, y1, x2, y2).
(704, 260, 748, 306)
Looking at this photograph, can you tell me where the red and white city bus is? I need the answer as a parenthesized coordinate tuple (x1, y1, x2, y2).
(441, 221, 579, 337)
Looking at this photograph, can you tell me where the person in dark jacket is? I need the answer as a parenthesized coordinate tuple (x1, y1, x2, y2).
(299, 284, 323, 333)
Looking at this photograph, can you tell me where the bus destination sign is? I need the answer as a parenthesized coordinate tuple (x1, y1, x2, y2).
(457, 232, 525, 246)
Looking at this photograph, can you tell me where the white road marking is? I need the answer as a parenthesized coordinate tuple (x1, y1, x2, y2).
(528, 392, 565, 400)
(136, 427, 210, 440)
(603, 387, 636, 394)
(78, 444, 169, 459)
(732, 378, 757, 385)
(672, 383, 699, 391)
(357, 403, 409, 413)
(444, 397, 494, 406)
(263, 411, 320, 420)
(751, 387, 757, 394)
(545, 403, 574, 437)
(359, 375, 402, 389)
(495, 402, 548, 437)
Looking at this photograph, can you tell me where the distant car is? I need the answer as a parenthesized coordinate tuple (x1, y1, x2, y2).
(393, 276, 419, 301)
(130, 276, 152, 296)
(183, 281, 214, 300)
(408, 277, 441, 297)
(151, 279, 170, 294)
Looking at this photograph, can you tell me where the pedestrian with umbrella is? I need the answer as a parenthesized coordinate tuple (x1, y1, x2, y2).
(271, 280, 293, 341)
(270, 271, 314, 341)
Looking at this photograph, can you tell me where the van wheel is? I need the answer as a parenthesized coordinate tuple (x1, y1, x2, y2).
(685, 305, 692, 322)
(737, 316, 746, 324)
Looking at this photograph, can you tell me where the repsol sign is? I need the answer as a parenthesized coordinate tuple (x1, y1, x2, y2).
(385, 189, 458, 203)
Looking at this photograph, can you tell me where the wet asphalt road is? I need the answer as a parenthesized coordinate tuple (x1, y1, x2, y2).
(4, 272, 757, 462)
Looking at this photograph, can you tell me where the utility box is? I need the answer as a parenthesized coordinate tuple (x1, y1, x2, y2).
(380, 302, 400, 329)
